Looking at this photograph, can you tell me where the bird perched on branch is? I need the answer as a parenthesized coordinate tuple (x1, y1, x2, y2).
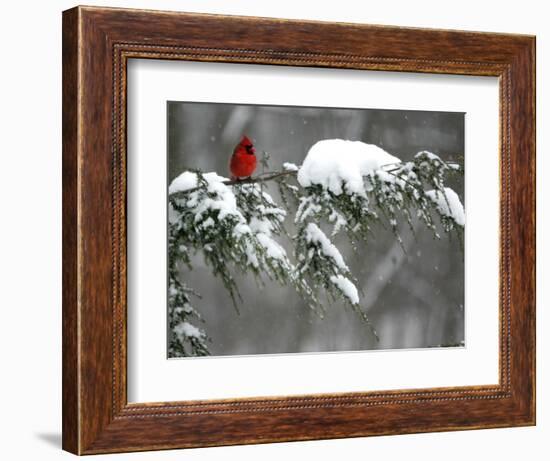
(230, 135, 257, 180)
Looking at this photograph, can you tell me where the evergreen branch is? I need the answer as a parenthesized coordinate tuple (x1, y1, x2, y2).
(170, 170, 297, 198)
(169, 159, 459, 200)
(168, 150, 464, 356)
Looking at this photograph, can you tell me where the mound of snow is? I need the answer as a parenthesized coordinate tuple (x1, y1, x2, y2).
(297, 139, 401, 196)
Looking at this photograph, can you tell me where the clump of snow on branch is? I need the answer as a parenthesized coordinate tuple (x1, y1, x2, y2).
(297, 139, 400, 195)
(330, 275, 359, 305)
(283, 162, 299, 172)
(426, 187, 465, 226)
(169, 171, 244, 223)
(168, 138, 464, 356)
(304, 223, 348, 271)
(174, 321, 202, 339)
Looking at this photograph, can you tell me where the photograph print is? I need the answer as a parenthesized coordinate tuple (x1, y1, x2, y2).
(167, 101, 465, 358)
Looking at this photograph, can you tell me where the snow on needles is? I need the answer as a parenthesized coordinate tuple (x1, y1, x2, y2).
(169, 171, 245, 224)
(304, 223, 348, 271)
(283, 162, 299, 172)
(169, 171, 292, 272)
(426, 187, 465, 226)
(173, 321, 202, 339)
(297, 139, 401, 196)
(330, 275, 359, 305)
(169, 171, 227, 194)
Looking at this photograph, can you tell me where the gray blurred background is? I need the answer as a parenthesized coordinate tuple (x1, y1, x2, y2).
(168, 101, 465, 356)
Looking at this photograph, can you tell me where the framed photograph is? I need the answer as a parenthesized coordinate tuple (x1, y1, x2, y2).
(62, 6, 535, 455)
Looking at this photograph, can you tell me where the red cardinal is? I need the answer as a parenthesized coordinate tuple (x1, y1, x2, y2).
(230, 135, 257, 179)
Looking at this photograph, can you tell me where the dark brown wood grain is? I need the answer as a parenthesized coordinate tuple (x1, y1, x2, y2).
(62, 5, 536, 455)
(62, 7, 79, 454)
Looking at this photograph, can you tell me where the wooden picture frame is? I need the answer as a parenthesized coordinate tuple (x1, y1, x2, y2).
(62, 5, 535, 455)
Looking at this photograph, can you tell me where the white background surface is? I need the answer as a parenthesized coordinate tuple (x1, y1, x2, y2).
(127, 60, 499, 402)
(0, 0, 546, 460)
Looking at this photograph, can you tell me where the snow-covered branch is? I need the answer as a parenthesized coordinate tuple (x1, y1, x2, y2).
(169, 168, 298, 198)
(168, 139, 464, 356)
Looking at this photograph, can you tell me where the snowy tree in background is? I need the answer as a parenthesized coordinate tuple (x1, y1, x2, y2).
(168, 139, 465, 357)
